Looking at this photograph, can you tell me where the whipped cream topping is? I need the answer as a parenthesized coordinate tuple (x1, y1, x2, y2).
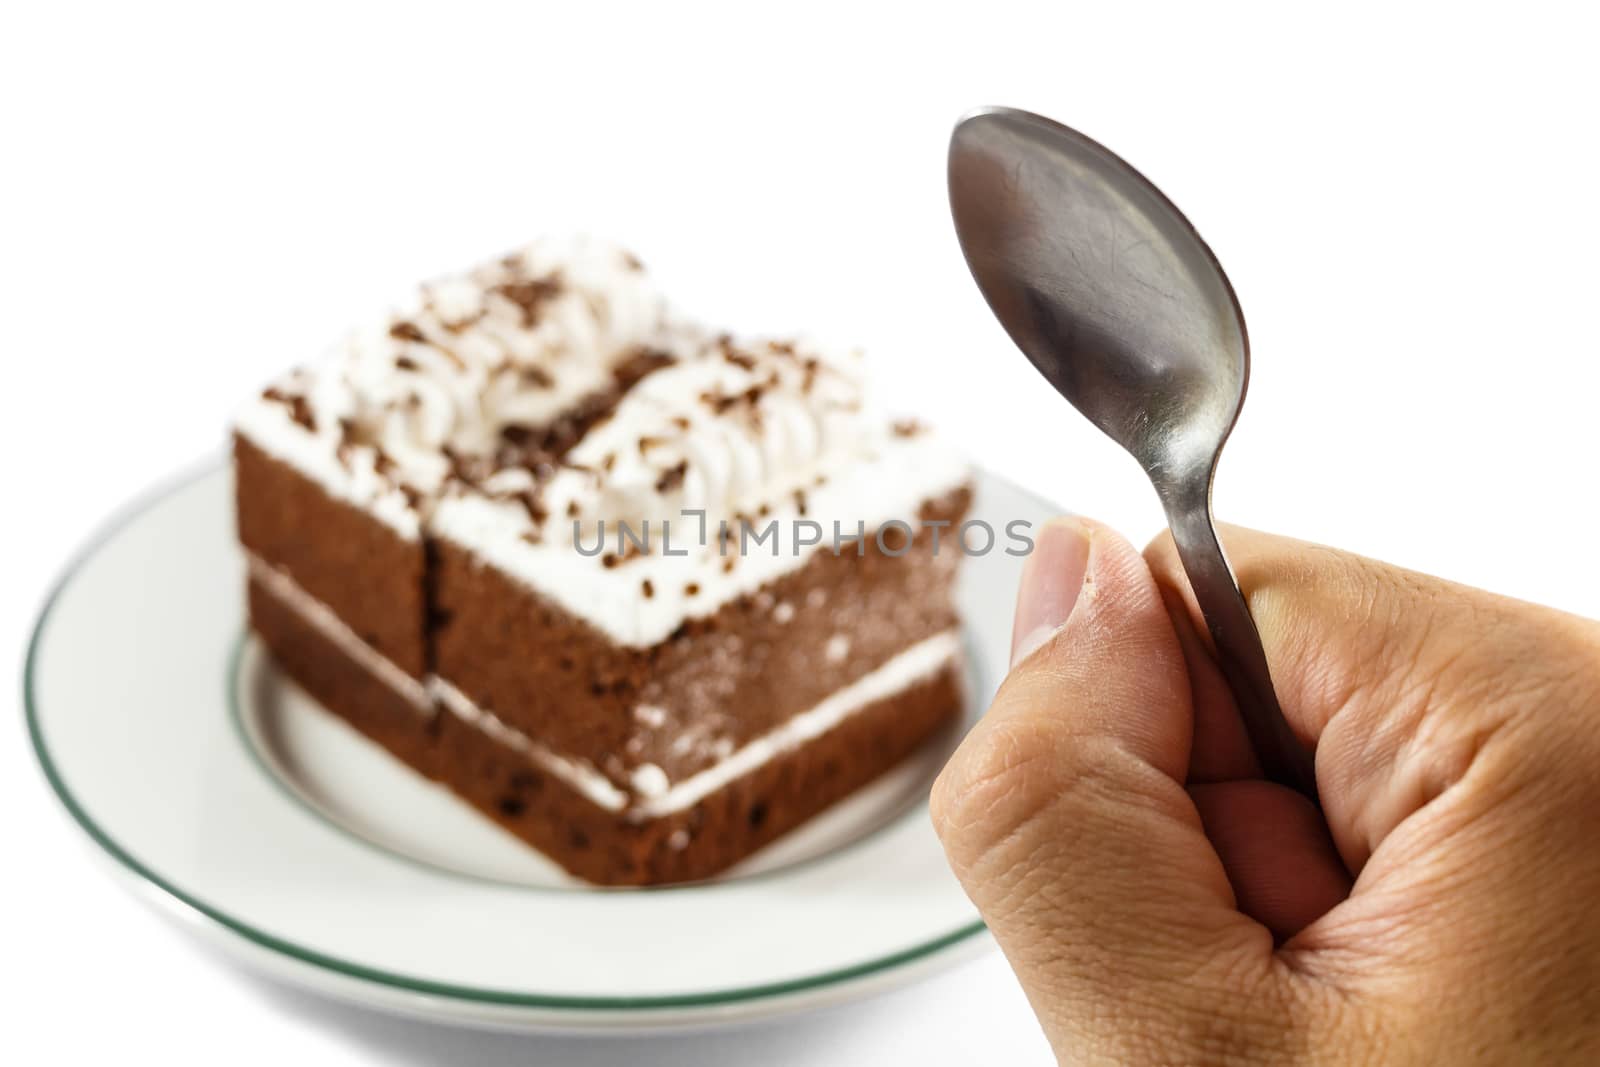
(539, 336, 871, 541)
(236, 237, 687, 535)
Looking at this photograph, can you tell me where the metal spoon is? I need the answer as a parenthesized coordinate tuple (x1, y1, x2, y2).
(948, 106, 1316, 798)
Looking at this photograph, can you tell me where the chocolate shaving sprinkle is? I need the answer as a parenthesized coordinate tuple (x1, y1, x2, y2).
(441, 444, 465, 480)
(622, 250, 644, 271)
(598, 541, 646, 568)
(395, 355, 419, 372)
(442, 444, 492, 485)
(498, 418, 581, 462)
(641, 579, 654, 598)
(566, 500, 580, 518)
(261, 387, 317, 432)
(610, 346, 676, 389)
(389, 321, 426, 343)
(723, 348, 756, 371)
(520, 365, 554, 388)
(601, 453, 617, 472)
(335, 418, 357, 466)
(441, 310, 485, 334)
(684, 582, 701, 596)
(492, 276, 563, 328)
(671, 416, 691, 431)
(638, 435, 666, 453)
(501, 362, 669, 462)
(700, 382, 770, 418)
(655, 460, 688, 494)
(500, 423, 538, 447)
(801, 358, 820, 393)
(794, 489, 808, 516)
(517, 491, 547, 526)
(892, 418, 925, 437)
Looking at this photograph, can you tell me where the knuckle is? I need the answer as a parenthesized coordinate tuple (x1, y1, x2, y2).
(1247, 541, 1368, 637)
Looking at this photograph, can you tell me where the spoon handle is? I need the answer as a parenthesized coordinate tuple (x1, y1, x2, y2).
(1162, 494, 1318, 799)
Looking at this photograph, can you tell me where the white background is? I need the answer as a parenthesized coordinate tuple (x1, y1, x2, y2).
(4, 2, 1598, 1064)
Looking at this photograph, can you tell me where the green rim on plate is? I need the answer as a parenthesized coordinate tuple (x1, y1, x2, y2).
(23, 461, 987, 1012)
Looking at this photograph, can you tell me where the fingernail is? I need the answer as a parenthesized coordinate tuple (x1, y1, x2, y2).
(1011, 517, 1091, 667)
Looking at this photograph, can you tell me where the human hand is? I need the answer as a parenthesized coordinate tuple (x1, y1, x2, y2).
(931, 518, 1600, 1064)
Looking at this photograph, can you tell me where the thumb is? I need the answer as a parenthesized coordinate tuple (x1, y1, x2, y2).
(931, 518, 1295, 1057)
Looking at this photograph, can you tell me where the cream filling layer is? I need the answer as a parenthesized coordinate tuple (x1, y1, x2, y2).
(246, 553, 961, 819)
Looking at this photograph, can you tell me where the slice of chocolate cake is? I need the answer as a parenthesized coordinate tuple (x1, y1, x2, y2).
(234, 238, 972, 885)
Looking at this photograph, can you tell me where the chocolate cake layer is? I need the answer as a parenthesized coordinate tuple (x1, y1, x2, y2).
(249, 564, 962, 885)
(236, 434, 428, 678)
(435, 660, 961, 885)
(432, 487, 972, 785)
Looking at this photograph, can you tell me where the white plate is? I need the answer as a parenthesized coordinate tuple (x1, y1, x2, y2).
(25, 462, 1056, 1032)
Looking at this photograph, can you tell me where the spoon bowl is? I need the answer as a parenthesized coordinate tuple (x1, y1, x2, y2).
(949, 107, 1246, 490)
(949, 107, 1315, 797)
